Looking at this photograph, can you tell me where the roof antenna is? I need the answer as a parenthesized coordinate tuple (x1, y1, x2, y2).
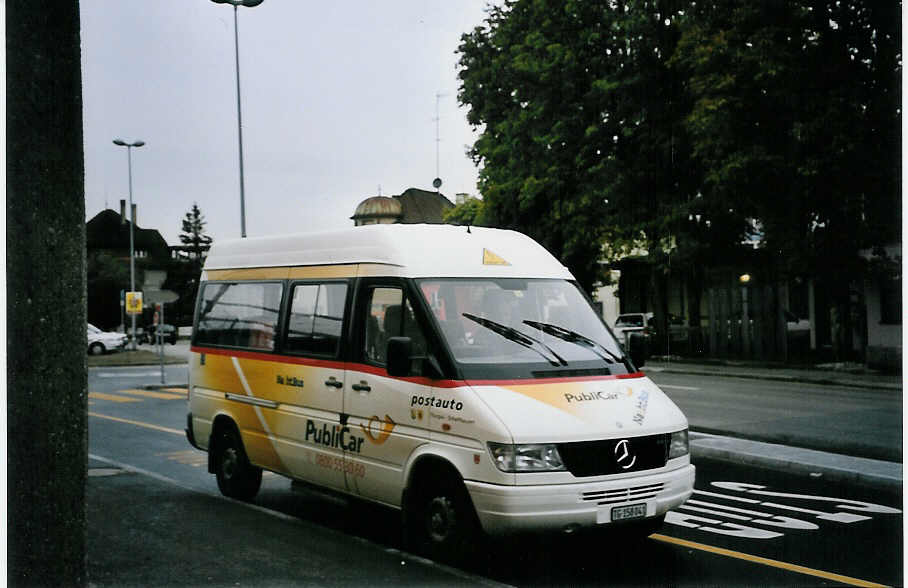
(466, 224, 471, 234)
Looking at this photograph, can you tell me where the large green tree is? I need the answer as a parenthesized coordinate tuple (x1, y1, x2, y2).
(458, 0, 900, 357)
(673, 0, 901, 356)
(458, 0, 620, 291)
(457, 0, 713, 348)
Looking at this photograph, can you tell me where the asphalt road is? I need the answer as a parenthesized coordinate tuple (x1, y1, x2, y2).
(88, 365, 902, 587)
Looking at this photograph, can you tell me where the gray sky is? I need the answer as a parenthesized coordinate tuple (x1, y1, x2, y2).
(81, 0, 489, 245)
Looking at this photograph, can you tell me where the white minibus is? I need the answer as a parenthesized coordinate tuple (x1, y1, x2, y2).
(186, 224, 694, 558)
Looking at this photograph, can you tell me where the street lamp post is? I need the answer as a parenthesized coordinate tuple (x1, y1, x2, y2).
(113, 138, 145, 350)
(211, 0, 263, 238)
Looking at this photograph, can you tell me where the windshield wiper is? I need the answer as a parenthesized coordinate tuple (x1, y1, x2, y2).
(462, 313, 567, 367)
(522, 320, 624, 365)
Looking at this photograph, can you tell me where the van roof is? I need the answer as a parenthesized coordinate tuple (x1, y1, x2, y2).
(202, 224, 573, 280)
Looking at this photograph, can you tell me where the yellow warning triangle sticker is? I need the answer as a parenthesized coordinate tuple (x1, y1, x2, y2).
(482, 248, 510, 266)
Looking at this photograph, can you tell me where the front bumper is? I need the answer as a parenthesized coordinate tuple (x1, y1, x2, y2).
(466, 463, 695, 535)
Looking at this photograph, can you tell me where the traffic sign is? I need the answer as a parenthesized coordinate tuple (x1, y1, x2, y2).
(125, 291, 143, 315)
(144, 289, 179, 304)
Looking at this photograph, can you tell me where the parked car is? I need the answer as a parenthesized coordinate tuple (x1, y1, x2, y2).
(613, 312, 654, 345)
(146, 323, 178, 345)
(784, 310, 810, 335)
(87, 323, 127, 355)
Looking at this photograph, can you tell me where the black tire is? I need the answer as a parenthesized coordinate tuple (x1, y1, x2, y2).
(213, 425, 262, 501)
(88, 342, 105, 355)
(406, 470, 480, 563)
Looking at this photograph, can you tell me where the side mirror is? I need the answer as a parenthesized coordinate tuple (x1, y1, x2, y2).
(628, 332, 648, 368)
(386, 337, 412, 377)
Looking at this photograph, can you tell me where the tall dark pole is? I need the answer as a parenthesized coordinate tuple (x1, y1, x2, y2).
(113, 139, 145, 348)
(232, 4, 248, 238)
(212, 0, 263, 237)
(8, 1, 87, 584)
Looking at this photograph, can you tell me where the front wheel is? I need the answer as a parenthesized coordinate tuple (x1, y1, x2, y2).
(406, 472, 480, 563)
(88, 342, 105, 355)
(213, 425, 262, 501)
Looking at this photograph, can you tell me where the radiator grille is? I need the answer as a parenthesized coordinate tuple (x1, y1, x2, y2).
(557, 434, 670, 477)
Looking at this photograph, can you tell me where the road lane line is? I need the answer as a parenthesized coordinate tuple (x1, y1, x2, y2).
(117, 388, 185, 400)
(89, 412, 183, 436)
(650, 534, 890, 588)
(88, 392, 142, 403)
(658, 384, 701, 391)
(161, 387, 188, 395)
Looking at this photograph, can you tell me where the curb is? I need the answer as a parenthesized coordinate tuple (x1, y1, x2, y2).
(646, 365, 902, 392)
(690, 433, 902, 492)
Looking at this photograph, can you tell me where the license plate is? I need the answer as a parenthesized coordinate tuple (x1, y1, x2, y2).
(611, 503, 647, 522)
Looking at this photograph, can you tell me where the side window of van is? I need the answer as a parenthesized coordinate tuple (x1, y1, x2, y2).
(363, 287, 427, 372)
(196, 282, 283, 350)
(285, 282, 348, 357)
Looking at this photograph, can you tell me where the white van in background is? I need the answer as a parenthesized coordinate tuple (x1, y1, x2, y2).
(185, 224, 694, 560)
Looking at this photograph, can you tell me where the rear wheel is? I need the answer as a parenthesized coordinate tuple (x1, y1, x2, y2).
(406, 469, 480, 563)
(213, 425, 262, 501)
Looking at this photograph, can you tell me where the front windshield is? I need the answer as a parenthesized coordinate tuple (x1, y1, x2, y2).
(418, 278, 631, 379)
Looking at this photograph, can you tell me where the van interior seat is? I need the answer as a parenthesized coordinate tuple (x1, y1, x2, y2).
(380, 304, 402, 362)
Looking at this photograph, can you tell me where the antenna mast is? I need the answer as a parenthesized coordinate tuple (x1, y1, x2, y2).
(433, 92, 448, 193)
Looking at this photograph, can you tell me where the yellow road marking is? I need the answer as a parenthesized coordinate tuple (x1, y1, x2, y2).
(88, 392, 141, 403)
(161, 387, 188, 395)
(89, 412, 183, 436)
(118, 388, 185, 400)
(159, 450, 208, 466)
(651, 534, 890, 588)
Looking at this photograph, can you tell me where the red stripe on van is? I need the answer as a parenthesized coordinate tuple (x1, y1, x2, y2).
(190, 346, 644, 388)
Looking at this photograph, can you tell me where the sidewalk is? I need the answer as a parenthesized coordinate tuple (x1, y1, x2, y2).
(87, 457, 495, 587)
(645, 357, 902, 391)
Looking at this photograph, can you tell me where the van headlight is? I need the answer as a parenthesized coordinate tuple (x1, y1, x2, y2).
(487, 442, 566, 472)
(668, 429, 689, 460)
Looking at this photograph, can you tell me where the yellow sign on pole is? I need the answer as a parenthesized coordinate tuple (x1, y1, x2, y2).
(125, 291, 143, 315)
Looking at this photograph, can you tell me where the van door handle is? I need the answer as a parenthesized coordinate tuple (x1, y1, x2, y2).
(324, 378, 343, 389)
(351, 381, 371, 393)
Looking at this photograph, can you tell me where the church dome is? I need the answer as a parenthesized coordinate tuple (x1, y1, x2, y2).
(351, 195, 402, 226)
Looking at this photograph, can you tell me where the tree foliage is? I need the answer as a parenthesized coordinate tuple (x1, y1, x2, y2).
(458, 0, 900, 313)
(180, 202, 213, 261)
(167, 203, 214, 325)
(443, 196, 486, 225)
(673, 1, 901, 278)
